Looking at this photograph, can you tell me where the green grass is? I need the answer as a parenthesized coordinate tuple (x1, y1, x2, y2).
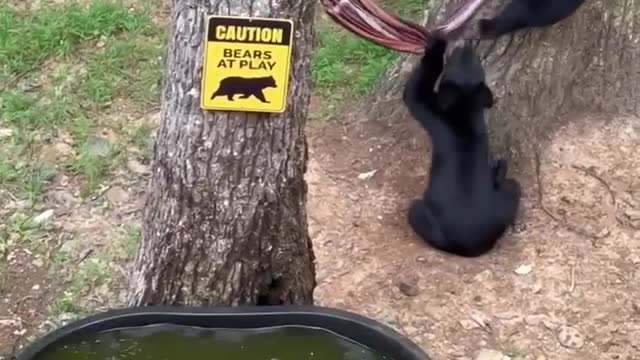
(51, 290, 84, 315)
(0, 0, 431, 325)
(0, 0, 152, 81)
(83, 37, 163, 105)
(312, 23, 397, 97)
(394, 0, 424, 19)
(311, 0, 423, 99)
(0, 1, 163, 200)
(0, 0, 421, 201)
(120, 224, 142, 259)
(50, 233, 134, 317)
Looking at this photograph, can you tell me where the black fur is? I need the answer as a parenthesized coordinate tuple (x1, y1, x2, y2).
(402, 39, 521, 258)
(211, 75, 277, 103)
(479, 0, 587, 38)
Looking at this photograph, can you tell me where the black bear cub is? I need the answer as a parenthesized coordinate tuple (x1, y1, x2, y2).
(479, 0, 587, 38)
(402, 38, 521, 258)
(211, 75, 277, 103)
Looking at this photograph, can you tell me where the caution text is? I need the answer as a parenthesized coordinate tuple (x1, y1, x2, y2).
(215, 25, 284, 44)
(217, 48, 276, 71)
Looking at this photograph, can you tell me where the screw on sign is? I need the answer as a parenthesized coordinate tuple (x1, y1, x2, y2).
(201, 16, 294, 114)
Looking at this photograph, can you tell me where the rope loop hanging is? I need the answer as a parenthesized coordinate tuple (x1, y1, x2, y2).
(319, 0, 489, 54)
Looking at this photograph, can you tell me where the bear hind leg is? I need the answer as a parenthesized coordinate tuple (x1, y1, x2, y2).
(253, 91, 270, 103)
(408, 199, 450, 252)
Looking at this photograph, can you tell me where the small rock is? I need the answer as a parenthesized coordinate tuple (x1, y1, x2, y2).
(33, 209, 54, 225)
(32, 284, 40, 290)
(497, 314, 522, 329)
(415, 256, 427, 263)
(106, 186, 129, 204)
(512, 222, 527, 233)
(49, 189, 77, 206)
(595, 227, 610, 238)
(377, 310, 400, 328)
(32, 258, 45, 267)
(149, 111, 161, 125)
(514, 264, 532, 275)
(58, 130, 73, 144)
(459, 319, 481, 330)
(397, 276, 420, 297)
(475, 349, 509, 360)
(542, 316, 562, 330)
(557, 325, 585, 349)
(0, 128, 12, 139)
(56, 312, 82, 327)
(624, 208, 640, 220)
(0, 318, 20, 327)
(524, 314, 548, 326)
(402, 325, 420, 336)
(532, 282, 543, 294)
(127, 159, 150, 175)
(474, 269, 493, 282)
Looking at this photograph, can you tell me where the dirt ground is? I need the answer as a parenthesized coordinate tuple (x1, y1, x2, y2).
(308, 112, 640, 359)
(1, 109, 639, 359)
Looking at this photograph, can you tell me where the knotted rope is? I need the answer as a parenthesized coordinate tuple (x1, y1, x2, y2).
(319, 0, 488, 53)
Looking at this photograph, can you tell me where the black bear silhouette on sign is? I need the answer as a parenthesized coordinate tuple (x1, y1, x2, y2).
(210, 75, 277, 103)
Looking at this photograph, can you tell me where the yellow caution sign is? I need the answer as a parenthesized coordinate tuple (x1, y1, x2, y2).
(201, 15, 294, 113)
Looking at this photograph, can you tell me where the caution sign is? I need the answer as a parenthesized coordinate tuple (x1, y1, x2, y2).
(201, 15, 294, 113)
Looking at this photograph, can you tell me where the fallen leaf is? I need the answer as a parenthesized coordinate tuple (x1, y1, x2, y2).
(475, 349, 508, 360)
(514, 264, 532, 275)
(357, 169, 378, 180)
(469, 310, 493, 333)
(0, 128, 13, 139)
(33, 209, 54, 225)
(459, 319, 481, 330)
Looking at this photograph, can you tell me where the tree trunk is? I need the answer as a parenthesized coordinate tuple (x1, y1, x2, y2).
(127, 0, 316, 306)
(365, 0, 640, 169)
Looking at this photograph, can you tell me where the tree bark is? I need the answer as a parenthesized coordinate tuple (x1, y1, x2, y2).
(127, 0, 316, 306)
(365, 0, 640, 169)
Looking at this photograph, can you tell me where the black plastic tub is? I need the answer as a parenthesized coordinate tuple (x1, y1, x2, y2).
(16, 305, 430, 360)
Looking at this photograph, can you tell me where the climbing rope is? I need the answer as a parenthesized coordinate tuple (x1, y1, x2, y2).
(319, 0, 489, 53)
